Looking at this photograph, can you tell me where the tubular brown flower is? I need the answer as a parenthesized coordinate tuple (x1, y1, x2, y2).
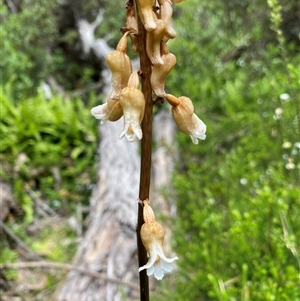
(106, 32, 132, 99)
(136, 0, 157, 31)
(91, 93, 123, 123)
(139, 201, 178, 280)
(158, 0, 177, 39)
(166, 94, 207, 144)
(125, 2, 139, 53)
(146, 19, 166, 65)
(150, 41, 176, 96)
(119, 70, 145, 142)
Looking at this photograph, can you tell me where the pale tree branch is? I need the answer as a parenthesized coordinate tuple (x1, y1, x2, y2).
(78, 9, 112, 58)
(5, 0, 17, 13)
(0, 261, 140, 291)
(0, 221, 42, 261)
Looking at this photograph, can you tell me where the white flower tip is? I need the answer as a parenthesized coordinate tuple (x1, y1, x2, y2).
(154, 272, 164, 280)
(119, 132, 138, 142)
(186, 114, 207, 144)
(139, 255, 179, 281)
(134, 129, 143, 140)
(119, 132, 125, 140)
(90, 107, 97, 115)
(91, 105, 107, 121)
(91, 106, 100, 116)
(190, 135, 199, 144)
(198, 133, 206, 140)
(126, 134, 137, 142)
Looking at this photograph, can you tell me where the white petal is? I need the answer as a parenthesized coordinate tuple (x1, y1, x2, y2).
(125, 132, 137, 142)
(194, 132, 206, 140)
(193, 114, 206, 129)
(191, 114, 207, 140)
(119, 130, 126, 140)
(153, 265, 165, 280)
(138, 254, 157, 272)
(132, 125, 143, 140)
(160, 259, 174, 272)
(91, 104, 108, 121)
(190, 135, 199, 144)
(146, 265, 155, 276)
(156, 246, 179, 263)
(119, 124, 129, 140)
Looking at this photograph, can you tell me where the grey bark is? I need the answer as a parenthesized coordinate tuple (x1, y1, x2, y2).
(55, 119, 141, 301)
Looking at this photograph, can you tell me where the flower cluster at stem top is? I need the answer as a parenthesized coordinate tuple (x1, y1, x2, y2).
(91, 0, 206, 144)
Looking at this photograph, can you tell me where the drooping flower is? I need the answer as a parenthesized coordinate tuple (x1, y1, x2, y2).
(165, 94, 207, 144)
(158, 0, 177, 39)
(119, 70, 145, 142)
(150, 41, 176, 97)
(106, 32, 132, 99)
(139, 201, 178, 280)
(136, 0, 158, 31)
(91, 94, 123, 123)
(146, 19, 166, 65)
(125, 1, 139, 53)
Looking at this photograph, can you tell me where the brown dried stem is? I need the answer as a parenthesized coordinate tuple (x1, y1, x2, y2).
(134, 0, 153, 300)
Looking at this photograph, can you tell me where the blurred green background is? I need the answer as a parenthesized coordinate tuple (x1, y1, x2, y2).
(1, 0, 299, 300)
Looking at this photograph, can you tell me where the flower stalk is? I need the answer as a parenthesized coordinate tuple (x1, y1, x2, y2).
(135, 0, 152, 298)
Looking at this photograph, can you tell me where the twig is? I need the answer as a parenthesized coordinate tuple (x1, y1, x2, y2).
(69, 82, 104, 97)
(5, 0, 17, 13)
(280, 210, 300, 269)
(223, 276, 240, 287)
(24, 182, 57, 217)
(0, 261, 140, 291)
(0, 221, 42, 261)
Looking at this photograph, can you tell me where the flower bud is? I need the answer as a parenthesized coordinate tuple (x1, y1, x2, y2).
(106, 33, 132, 99)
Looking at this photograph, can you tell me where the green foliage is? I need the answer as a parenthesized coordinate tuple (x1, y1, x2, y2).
(0, 0, 59, 98)
(0, 85, 98, 217)
(30, 222, 77, 262)
(153, 0, 300, 300)
(0, 0, 130, 99)
(0, 248, 18, 280)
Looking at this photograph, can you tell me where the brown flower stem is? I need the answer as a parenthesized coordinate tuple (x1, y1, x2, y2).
(134, 0, 152, 300)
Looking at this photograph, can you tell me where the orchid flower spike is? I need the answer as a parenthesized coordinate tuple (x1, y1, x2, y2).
(166, 94, 207, 144)
(106, 32, 132, 99)
(119, 70, 145, 142)
(91, 93, 123, 124)
(139, 200, 178, 280)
